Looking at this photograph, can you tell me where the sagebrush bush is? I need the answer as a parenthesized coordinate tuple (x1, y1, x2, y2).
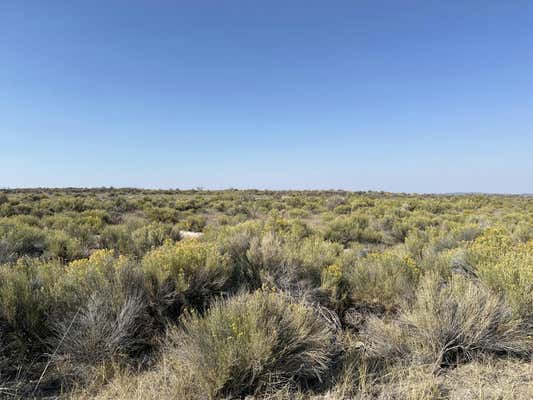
(0, 259, 67, 369)
(172, 290, 339, 398)
(0, 220, 47, 261)
(209, 222, 263, 290)
(325, 248, 419, 314)
(46, 229, 83, 260)
(247, 232, 342, 291)
(324, 215, 383, 246)
(365, 274, 531, 368)
(178, 214, 207, 232)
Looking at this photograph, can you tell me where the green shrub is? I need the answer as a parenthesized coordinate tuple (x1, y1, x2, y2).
(247, 232, 341, 290)
(178, 215, 207, 232)
(365, 274, 530, 368)
(144, 206, 180, 223)
(101, 224, 133, 254)
(0, 220, 47, 260)
(0, 258, 70, 376)
(171, 290, 338, 398)
(324, 215, 383, 246)
(131, 223, 170, 257)
(209, 222, 263, 290)
(513, 220, 533, 243)
(46, 229, 83, 260)
(327, 249, 419, 313)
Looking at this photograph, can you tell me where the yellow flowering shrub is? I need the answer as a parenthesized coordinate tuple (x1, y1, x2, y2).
(322, 263, 343, 287)
(141, 239, 229, 291)
(68, 249, 120, 283)
(67, 248, 127, 288)
(321, 263, 351, 310)
(469, 228, 533, 318)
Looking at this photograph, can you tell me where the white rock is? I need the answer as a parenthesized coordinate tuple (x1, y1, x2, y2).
(179, 230, 203, 239)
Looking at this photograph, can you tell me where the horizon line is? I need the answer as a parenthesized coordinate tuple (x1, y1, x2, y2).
(0, 187, 531, 197)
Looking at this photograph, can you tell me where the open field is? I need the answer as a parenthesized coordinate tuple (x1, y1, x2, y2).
(0, 189, 531, 399)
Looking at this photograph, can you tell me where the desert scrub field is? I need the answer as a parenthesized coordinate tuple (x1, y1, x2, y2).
(0, 189, 531, 399)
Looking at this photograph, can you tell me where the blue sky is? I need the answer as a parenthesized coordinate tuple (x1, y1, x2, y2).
(1, 1, 532, 193)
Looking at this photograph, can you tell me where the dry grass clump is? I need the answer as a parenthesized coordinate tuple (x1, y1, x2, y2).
(51, 283, 154, 386)
(171, 290, 340, 399)
(365, 274, 530, 369)
(360, 358, 533, 400)
(357, 364, 443, 400)
(442, 357, 533, 399)
(75, 359, 533, 400)
(71, 353, 202, 400)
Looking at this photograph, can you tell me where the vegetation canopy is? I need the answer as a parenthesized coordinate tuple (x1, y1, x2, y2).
(0, 188, 531, 399)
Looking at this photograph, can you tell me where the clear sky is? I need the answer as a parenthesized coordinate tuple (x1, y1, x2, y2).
(1, 1, 532, 193)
